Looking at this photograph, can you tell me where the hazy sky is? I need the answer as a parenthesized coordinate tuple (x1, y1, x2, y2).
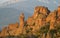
(0, 0, 59, 30)
(0, 0, 58, 4)
(0, 0, 27, 3)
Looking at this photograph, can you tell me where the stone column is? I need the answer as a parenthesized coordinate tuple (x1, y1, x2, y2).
(19, 13, 25, 34)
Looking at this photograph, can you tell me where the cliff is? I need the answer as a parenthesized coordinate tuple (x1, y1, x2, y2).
(0, 6, 60, 38)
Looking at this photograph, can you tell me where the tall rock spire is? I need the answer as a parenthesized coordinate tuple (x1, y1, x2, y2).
(19, 13, 25, 33)
(57, 6, 60, 17)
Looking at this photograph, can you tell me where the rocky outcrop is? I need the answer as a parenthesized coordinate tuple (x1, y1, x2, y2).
(8, 22, 19, 30)
(0, 27, 9, 37)
(0, 6, 60, 38)
(57, 6, 60, 16)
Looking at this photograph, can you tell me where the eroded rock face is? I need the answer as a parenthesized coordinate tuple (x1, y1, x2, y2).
(55, 6, 60, 29)
(8, 22, 19, 30)
(0, 6, 60, 37)
(0, 27, 9, 37)
(19, 13, 24, 26)
(0, 22, 19, 37)
(56, 18, 60, 29)
(19, 13, 25, 34)
(33, 6, 50, 19)
(27, 17, 34, 25)
(58, 6, 60, 16)
(49, 11, 56, 30)
(26, 6, 50, 33)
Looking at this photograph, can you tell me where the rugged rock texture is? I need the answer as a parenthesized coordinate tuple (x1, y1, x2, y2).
(0, 27, 9, 37)
(8, 22, 19, 30)
(0, 6, 60, 38)
(57, 6, 60, 16)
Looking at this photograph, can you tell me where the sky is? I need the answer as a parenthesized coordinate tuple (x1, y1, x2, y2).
(0, 0, 59, 30)
(0, 0, 27, 4)
(0, 0, 59, 8)
(0, 0, 59, 5)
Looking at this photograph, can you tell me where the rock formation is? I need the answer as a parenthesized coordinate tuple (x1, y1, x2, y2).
(57, 6, 60, 16)
(8, 22, 19, 30)
(0, 27, 9, 37)
(19, 13, 25, 34)
(0, 6, 60, 38)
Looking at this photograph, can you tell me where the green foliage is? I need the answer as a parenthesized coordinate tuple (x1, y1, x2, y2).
(5, 34, 27, 38)
(39, 23, 50, 33)
(26, 29, 30, 33)
(24, 23, 28, 27)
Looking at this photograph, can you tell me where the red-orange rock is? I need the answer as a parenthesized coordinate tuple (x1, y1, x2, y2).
(46, 11, 56, 30)
(0, 6, 60, 38)
(8, 22, 19, 30)
(19, 13, 25, 34)
(58, 6, 60, 16)
(0, 27, 9, 37)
